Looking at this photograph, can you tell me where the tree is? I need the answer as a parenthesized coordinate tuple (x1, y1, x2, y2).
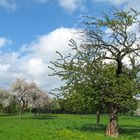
(12, 78, 50, 118)
(49, 48, 105, 125)
(29, 82, 50, 115)
(101, 64, 137, 136)
(49, 9, 140, 137)
(46, 98, 61, 114)
(12, 78, 31, 119)
(63, 92, 96, 114)
(0, 89, 13, 115)
(4, 96, 19, 114)
(81, 9, 140, 137)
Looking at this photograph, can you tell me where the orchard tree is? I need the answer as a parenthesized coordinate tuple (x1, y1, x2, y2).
(81, 9, 140, 137)
(12, 78, 30, 119)
(29, 82, 50, 115)
(0, 89, 12, 115)
(12, 78, 50, 118)
(29, 81, 42, 115)
(50, 9, 140, 137)
(49, 48, 105, 125)
(63, 92, 96, 114)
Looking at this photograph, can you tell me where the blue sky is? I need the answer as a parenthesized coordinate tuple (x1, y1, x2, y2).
(0, 0, 139, 92)
(0, 0, 114, 48)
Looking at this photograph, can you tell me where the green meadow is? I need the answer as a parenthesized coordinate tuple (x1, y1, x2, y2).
(0, 114, 140, 140)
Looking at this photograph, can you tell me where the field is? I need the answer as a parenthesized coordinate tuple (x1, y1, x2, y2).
(0, 114, 140, 140)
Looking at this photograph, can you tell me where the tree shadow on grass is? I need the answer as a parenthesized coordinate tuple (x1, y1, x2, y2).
(79, 123, 106, 132)
(70, 123, 140, 139)
(67, 123, 140, 139)
(119, 125, 140, 139)
(0, 114, 17, 117)
(67, 123, 106, 133)
(0, 131, 4, 134)
(25, 114, 58, 120)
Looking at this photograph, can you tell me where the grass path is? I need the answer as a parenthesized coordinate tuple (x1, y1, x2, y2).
(0, 114, 140, 140)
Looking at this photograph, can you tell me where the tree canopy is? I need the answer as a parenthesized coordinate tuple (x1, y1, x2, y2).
(49, 9, 140, 137)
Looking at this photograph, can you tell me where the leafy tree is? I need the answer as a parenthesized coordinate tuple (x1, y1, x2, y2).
(49, 48, 105, 125)
(46, 98, 60, 114)
(0, 89, 12, 115)
(30, 82, 49, 115)
(50, 9, 140, 137)
(12, 78, 31, 119)
(12, 78, 50, 118)
(81, 9, 140, 137)
(4, 98, 19, 114)
(63, 92, 96, 114)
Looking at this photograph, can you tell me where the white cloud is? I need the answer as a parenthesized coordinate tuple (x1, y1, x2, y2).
(22, 58, 48, 77)
(0, 0, 84, 12)
(33, 0, 86, 13)
(0, 37, 12, 48)
(0, 63, 10, 73)
(0, 27, 80, 92)
(94, 0, 140, 12)
(0, 0, 17, 10)
(21, 27, 78, 61)
(20, 27, 80, 91)
(123, 0, 140, 12)
(93, 0, 130, 5)
(0, 52, 23, 88)
(58, 0, 86, 13)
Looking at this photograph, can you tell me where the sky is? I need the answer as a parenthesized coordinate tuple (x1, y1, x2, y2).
(0, 0, 139, 93)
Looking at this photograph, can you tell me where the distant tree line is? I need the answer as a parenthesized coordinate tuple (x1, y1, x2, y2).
(0, 78, 52, 118)
(0, 77, 137, 118)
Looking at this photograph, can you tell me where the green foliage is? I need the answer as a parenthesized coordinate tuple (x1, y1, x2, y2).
(4, 100, 20, 114)
(49, 9, 140, 118)
(63, 93, 96, 114)
(101, 64, 138, 111)
(47, 98, 61, 113)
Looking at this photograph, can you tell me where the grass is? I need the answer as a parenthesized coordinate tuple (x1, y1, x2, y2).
(0, 114, 140, 140)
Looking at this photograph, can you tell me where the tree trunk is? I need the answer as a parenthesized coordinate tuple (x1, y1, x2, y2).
(19, 108, 23, 119)
(106, 106, 119, 137)
(34, 112, 37, 116)
(116, 59, 122, 77)
(1, 108, 3, 116)
(96, 104, 100, 126)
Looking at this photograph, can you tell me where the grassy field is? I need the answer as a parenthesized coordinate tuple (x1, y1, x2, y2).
(0, 114, 140, 140)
